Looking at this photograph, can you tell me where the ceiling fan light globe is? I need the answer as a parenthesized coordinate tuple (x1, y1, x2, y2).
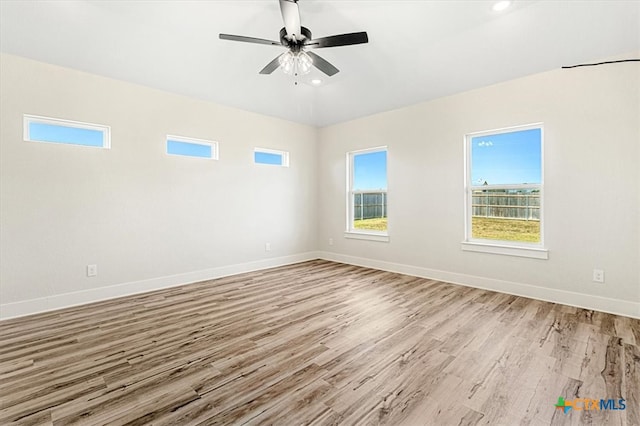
(298, 52, 313, 75)
(278, 51, 312, 75)
(279, 51, 295, 74)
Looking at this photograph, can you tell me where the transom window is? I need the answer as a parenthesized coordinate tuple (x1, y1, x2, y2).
(463, 124, 546, 258)
(254, 148, 289, 167)
(24, 115, 110, 148)
(166, 135, 218, 160)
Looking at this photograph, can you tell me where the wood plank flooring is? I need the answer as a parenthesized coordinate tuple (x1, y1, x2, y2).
(1, 260, 638, 425)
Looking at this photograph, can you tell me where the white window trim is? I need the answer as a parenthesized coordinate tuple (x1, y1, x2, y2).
(166, 134, 219, 160)
(23, 114, 111, 148)
(345, 146, 389, 242)
(254, 147, 290, 167)
(344, 231, 390, 242)
(461, 241, 548, 259)
(462, 123, 547, 259)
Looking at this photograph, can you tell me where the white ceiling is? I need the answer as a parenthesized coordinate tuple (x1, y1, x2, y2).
(1, 1, 639, 127)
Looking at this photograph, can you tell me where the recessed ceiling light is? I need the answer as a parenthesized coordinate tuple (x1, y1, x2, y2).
(493, 1, 511, 12)
(311, 79, 322, 85)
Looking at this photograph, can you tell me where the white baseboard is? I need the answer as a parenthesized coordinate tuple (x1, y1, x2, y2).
(3, 251, 637, 320)
(317, 251, 640, 319)
(0, 252, 320, 320)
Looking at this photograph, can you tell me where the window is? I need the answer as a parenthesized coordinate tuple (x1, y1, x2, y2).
(463, 124, 547, 259)
(24, 115, 110, 148)
(345, 147, 388, 241)
(166, 135, 218, 160)
(254, 148, 289, 167)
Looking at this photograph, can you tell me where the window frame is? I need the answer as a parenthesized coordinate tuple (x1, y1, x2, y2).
(253, 147, 289, 167)
(166, 134, 219, 160)
(23, 114, 111, 149)
(344, 146, 389, 242)
(462, 123, 547, 259)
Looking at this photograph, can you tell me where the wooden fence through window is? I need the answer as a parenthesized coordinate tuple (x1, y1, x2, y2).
(472, 190, 540, 220)
(353, 191, 387, 220)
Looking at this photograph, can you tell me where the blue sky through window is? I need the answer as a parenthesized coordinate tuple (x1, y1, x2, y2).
(471, 128, 541, 185)
(354, 150, 387, 190)
(29, 122, 104, 147)
(254, 151, 283, 165)
(167, 139, 212, 158)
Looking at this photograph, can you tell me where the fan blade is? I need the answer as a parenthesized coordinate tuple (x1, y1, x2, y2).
(305, 32, 368, 49)
(259, 54, 285, 75)
(279, 0, 302, 41)
(307, 51, 339, 76)
(219, 34, 282, 46)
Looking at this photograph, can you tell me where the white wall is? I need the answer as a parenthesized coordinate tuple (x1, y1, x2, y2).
(317, 53, 640, 317)
(0, 54, 318, 318)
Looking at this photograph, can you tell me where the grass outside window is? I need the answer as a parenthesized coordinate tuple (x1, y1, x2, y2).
(353, 217, 387, 232)
(472, 217, 540, 243)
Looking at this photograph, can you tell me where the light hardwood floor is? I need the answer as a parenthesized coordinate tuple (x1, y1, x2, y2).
(1, 260, 638, 425)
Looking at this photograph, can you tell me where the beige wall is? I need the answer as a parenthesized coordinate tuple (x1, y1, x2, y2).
(318, 53, 640, 316)
(0, 54, 318, 316)
(2, 52, 639, 318)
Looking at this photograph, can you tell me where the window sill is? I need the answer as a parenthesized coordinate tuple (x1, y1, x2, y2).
(461, 241, 548, 259)
(344, 231, 390, 242)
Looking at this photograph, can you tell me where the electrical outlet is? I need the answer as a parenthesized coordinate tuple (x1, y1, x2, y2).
(265, 242, 271, 252)
(329, 238, 334, 246)
(87, 264, 98, 277)
(592, 269, 604, 283)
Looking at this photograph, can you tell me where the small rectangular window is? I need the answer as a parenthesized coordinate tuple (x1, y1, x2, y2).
(254, 148, 289, 167)
(24, 115, 110, 148)
(463, 124, 546, 258)
(346, 147, 388, 240)
(166, 135, 218, 160)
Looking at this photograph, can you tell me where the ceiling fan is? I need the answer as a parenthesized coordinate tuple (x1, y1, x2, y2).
(219, 0, 368, 77)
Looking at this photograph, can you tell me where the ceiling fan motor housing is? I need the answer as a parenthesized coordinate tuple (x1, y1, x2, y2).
(280, 26, 312, 52)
